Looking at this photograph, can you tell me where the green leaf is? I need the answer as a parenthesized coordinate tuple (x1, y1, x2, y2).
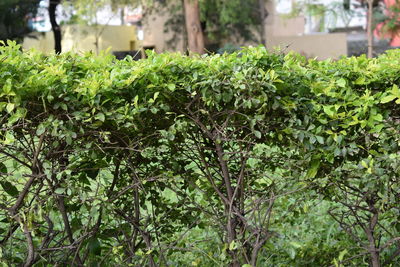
(6, 103, 14, 113)
(0, 163, 7, 174)
(323, 105, 335, 117)
(36, 124, 46, 136)
(7, 107, 27, 125)
(306, 159, 320, 178)
(354, 77, 366, 85)
(3, 132, 15, 145)
(289, 247, 296, 259)
(229, 240, 237, 251)
(133, 95, 139, 108)
(95, 113, 105, 122)
(153, 91, 159, 100)
(316, 136, 324, 144)
(381, 95, 396, 104)
(254, 130, 262, 139)
(391, 84, 400, 96)
(290, 241, 302, 249)
(55, 188, 65, 194)
(2, 78, 13, 95)
(66, 135, 72, 145)
(371, 124, 384, 133)
(0, 181, 18, 197)
(337, 78, 346, 88)
(334, 147, 341, 156)
(372, 113, 383, 122)
(0, 102, 6, 112)
(361, 160, 368, 169)
(167, 84, 176, 91)
(338, 249, 348, 261)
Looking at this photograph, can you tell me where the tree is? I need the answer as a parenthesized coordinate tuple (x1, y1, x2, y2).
(0, 0, 40, 43)
(200, 0, 266, 48)
(258, 0, 267, 46)
(148, 0, 205, 53)
(144, 0, 267, 53)
(183, 0, 204, 53)
(49, 0, 61, 53)
(374, 0, 400, 47)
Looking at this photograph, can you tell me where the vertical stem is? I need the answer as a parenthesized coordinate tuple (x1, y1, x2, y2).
(56, 190, 84, 265)
(22, 222, 35, 267)
(366, 202, 380, 267)
(133, 186, 156, 267)
(214, 140, 233, 201)
(215, 140, 240, 266)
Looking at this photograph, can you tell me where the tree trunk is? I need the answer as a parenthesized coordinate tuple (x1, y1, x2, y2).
(183, 0, 204, 54)
(181, 0, 188, 53)
(258, 0, 268, 47)
(49, 0, 61, 54)
(366, 0, 374, 58)
(120, 8, 125, 25)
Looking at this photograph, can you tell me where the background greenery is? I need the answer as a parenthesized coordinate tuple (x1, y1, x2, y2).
(0, 0, 39, 42)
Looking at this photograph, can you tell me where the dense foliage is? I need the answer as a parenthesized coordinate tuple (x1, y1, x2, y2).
(1, 41, 400, 266)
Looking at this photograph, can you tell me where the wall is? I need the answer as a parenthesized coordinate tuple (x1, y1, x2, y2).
(269, 16, 305, 36)
(262, 2, 347, 60)
(141, 3, 185, 53)
(23, 25, 138, 54)
(268, 33, 348, 59)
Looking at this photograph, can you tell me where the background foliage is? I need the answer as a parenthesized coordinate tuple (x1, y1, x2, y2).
(0, 0, 40, 42)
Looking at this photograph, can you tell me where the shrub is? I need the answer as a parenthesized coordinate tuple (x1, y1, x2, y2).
(1, 40, 400, 266)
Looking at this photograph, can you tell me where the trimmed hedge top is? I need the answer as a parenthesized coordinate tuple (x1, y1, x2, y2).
(2, 41, 400, 155)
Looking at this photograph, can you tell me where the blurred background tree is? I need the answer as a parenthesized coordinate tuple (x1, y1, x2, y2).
(0, 0, 40, 43)
(201, 0, 264, 45)
(12, 0, 268, 54)
(374, 0, 400, 47)
(163, 0, 267, 53)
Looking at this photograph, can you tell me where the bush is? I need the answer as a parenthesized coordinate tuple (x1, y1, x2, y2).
(1, 40, 400, 266)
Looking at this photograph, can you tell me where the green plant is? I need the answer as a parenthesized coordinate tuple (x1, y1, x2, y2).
(1, 41, 400, 266)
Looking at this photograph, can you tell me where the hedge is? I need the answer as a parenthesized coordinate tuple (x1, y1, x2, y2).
(1, 40, 400, 266)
